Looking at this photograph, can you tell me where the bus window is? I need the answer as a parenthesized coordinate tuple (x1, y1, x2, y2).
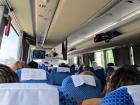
(0, 26, 19, 65)
(106, 49, 115, 64)
(94, 51, 105, 67)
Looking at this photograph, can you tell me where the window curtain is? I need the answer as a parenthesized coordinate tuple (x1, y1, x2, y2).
(133, 45, 140, 66)
(20, 32, 36, 62)
(112, 47, 131, 66)
(0, 20, 5, 48)
(89, 53, 95, 65)
(22, 36, 29, 62)
(83, 54, 90, 67)
(62, 39, 67, 60)
(77, 56, 80, 66)
(0, 6, 8, 48)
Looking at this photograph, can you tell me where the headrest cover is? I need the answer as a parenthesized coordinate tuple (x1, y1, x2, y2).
(21, 68, 47, 81)
(48, 66, 54, 70)
(0, 83, 59, 105)
(125, 85, 140, 105)
(72, 75, 96, 87)
(57, 67, 70, 72)
(137, 67, 140, 71)
(94, 66, 103, 70)
(111, 66, 118, 70)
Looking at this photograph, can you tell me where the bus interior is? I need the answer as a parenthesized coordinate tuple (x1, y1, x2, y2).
(0, 0, 139, 105)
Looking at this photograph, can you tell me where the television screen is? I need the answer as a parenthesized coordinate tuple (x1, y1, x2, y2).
(33, 50, 46, 59)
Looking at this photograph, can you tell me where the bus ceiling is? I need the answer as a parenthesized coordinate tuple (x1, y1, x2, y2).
(1, 0, 140, 53)
(0, 0, 119, 48)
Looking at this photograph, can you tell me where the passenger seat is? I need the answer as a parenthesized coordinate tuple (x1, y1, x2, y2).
(16, 68, 49, 83)
(101, 85, 140, 105)
(0, 83, 59, 105)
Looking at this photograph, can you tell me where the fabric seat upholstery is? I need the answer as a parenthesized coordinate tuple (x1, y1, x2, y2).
(60, 76, 102, 102)
(48, 68, 71, 86)
(101, 85, 140, 105)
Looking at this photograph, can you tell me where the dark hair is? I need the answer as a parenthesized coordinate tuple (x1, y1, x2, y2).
(59, 63, 69, 68)
(28, 61, 38, 68)
(0, 64, 19, 83)
(108, 65, 140, 92)
(107, 63, 114, 67)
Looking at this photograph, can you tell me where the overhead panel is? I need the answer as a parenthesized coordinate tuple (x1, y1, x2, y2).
(44, 0, 113, 47)
(35, 0, 59, 47)
(6, 0, 34, 36)
(68, 0, 140, 48)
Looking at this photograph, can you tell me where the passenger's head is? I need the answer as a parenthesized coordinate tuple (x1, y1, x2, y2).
(59, 63, 66, 67)
(80, 71, 94, 76)
(92, 61, 97, 67)
(44, 62, 48, 64)
(59, 63, 69, 67)
(28, 61, 38, 68)
(83, 66, 91, 71)
(9, 61, 29, 72)
(71, 64, 75, 68)
(107, 65, 140, 92)
(0, 64, 19, 83)
(107, 63, 114, 67)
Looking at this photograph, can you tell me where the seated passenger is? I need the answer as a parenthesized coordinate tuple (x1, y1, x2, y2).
(77, 64, 84, 74)
(28, 61, 38, 68)
(105, 63, 115, 77)
(81, 65, 140, 105)
(61, 69, 102, 103)
(80, 70, 94, 75)
(69, 64, 78, 75)
(9, 61, 29, 72)
(0, 64, 19, 83)
(59, 63, 69, 68)
(91, 61, 106, 88)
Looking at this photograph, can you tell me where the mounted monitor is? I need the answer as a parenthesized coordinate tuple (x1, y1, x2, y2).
(33, 50, 46, 59)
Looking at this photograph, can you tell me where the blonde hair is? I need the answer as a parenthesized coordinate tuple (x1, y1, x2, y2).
(80, 71, 93, 75)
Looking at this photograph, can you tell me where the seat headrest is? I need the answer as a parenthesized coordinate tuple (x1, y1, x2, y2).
(21, 68, 47, 81)
(72, 75, 96, 87)
(125, 85, 140, 105)
(57, 67, 70, 72)
(94, 66, 104, 70)
(137, 67, 140, 71)
(110, 66, 118, 70)
(0, 83, 59, 105)
(48, 66, 55, 70)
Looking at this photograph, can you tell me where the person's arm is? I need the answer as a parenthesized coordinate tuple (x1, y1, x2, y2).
(82, 98, 101, 105)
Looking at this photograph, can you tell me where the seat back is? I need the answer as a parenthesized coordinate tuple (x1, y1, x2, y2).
(125, 85, 140, 105)
(61, 75, 102, 102)
(38, 64, 48, 71)
(16, 68, 49, 83)
(70, 67, 76, 74)
(101, 85, 140, 105)
(92, 67, 106, 87)
(0, 83, 59, 105)
(105, 67, 114, 77)
(48, 67, 71, 86)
